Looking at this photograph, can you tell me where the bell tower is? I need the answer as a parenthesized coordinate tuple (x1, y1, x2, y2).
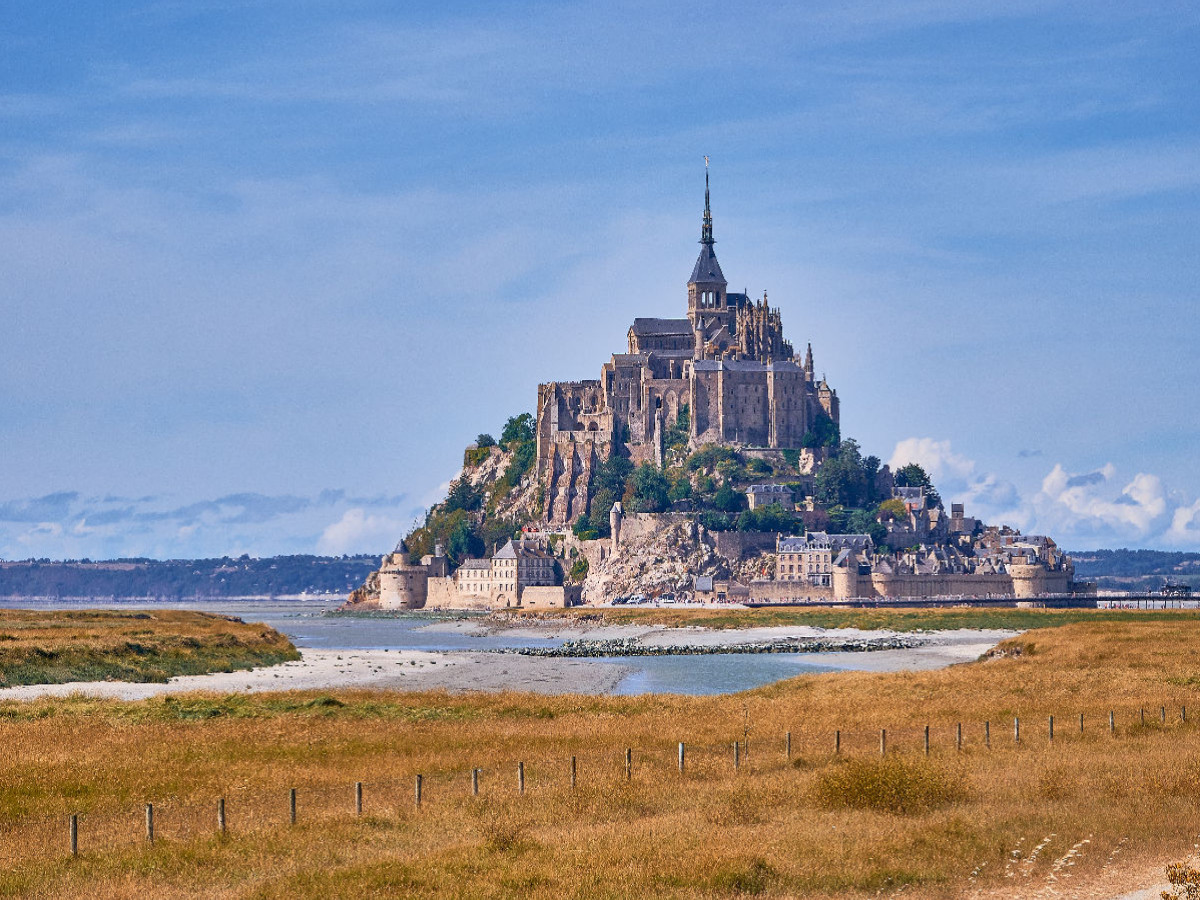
(687, 159, 728, 338)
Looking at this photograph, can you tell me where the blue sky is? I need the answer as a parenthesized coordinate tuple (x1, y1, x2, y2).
(1, 1, 1198, 559)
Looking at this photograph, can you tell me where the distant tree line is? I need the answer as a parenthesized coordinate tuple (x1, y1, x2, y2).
(0, 555, 381, 599)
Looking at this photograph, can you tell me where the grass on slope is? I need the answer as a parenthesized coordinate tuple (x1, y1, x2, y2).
(0, 609, 299, 686)
(3, 610, 1200, 897)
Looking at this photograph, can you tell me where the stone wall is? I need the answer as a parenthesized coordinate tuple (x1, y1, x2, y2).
(747, 579, 834, 602)
(425, 576, 493, 610)
(521, 585, 583, 608)
(712, 530, 778, 561)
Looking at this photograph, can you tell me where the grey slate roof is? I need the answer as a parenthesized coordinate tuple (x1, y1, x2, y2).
(689, 243, 726, 284)
(611, 353, 648, 366)
(459, 558, 491, 571)
(631, 318, 692, 336)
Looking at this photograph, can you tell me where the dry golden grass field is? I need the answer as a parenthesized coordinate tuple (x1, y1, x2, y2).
(2, 608, 1200, 898)
(0, 609, 299, 686)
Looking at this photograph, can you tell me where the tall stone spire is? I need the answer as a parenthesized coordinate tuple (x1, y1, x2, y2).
(689, 159, 726, 286)
(701, 157, 714, 246)
(804, 342, 814, 379)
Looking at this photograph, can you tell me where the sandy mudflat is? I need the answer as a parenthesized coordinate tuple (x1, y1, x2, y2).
(0, 621, 1017, 701)
(0, 649, 632, 702)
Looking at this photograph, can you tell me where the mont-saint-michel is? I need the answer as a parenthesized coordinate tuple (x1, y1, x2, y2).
(7, 5, 1200, 897)
(350, 172, 1082, 613)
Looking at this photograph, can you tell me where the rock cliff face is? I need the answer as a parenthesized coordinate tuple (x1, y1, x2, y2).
(580, 517, 771, 604)
(343, 569, 381, 608)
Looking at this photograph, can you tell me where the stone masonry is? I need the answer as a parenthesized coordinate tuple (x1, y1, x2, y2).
(536, 168, 839, 525)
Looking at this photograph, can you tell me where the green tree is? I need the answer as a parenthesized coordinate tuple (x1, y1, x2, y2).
(499, 413, 535, 449)
(630, 463, 670, 513)
(443, 479, 482, 514)
(663, 403, 691, 453)
(447, 519, 485, 562)
(801, 412, 840, 448)
(587, 488, 615, 538)
(666, 468, 693, 503)
(568, 556, 590, 581)
(814, 440, 870, 508)
(572, 515, 599, 541)
(738, 503, 798, 533)
(713, 482, 747, 514)
(476, 433, 496, 448)
(595, 454, 634, 498)
(697, 510, 735, 532)
(894, 463, 942, 508)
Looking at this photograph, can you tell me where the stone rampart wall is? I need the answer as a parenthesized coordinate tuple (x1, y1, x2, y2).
(713, 530, 779, 561)
(425, 577, 493, 611)
(746, 579, 834, 602)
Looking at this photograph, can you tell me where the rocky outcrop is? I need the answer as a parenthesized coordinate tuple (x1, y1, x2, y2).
(342, 569, 381, 609)
(580, 515, 776, 604)
(497, 634, 922, 658)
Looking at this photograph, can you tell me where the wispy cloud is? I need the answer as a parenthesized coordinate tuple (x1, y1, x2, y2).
(0, 490, 420, 560)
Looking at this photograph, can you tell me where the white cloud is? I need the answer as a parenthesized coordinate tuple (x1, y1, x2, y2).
(1034, 464, 1169, 540)
(888, 437, 975, 483)
(317, 509, 404, 556)
(1167, 499, 1200, 546)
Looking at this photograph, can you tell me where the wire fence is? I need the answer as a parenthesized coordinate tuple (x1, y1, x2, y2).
(1, 701, 1192, 865)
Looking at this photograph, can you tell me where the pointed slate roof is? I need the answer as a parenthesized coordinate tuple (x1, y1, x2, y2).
(689, 242, 726, 285)
(690, 163, 727, 285)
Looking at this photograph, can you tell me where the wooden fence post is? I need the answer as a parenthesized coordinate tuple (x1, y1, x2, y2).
(146, 804, 154, 843)
(518, 762, 525, 795)
(1080, 713, 1084, 734)
(1109, 710, 1115, 734)
(355, 782, 362, 816)
(734, 741, 740, 771)
(678, 742, 685, 775)
(985, 721, 990, 748)
(786, 731, 791, 759)
(835, 730, 841, 755)
(1049, 715, 1054, 742)
(1161, 706, 1167, 725)
(626, 748, 632, 781)
(289, 789, 296, 825)
(957, 723, 962, 752)
(473, 768, 480, 796)
(880, 729, 887, 757)
(415, 774, 423, 807)
(1014, 718, 1020, 744)
(218, 797, 226, 834)
(924, 725, 930, 755)
(69, 814, 78, 857)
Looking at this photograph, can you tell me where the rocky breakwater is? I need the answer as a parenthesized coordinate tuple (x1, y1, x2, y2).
(497, 634, 923, 658)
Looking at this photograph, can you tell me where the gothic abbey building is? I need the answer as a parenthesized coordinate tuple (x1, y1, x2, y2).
(536, 173, 839, 525)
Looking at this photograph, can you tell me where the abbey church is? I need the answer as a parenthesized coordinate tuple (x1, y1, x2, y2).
(536, 171, 840, 525)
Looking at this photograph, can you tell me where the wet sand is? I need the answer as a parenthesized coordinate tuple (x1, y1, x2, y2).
(0, 621, 1016, 701)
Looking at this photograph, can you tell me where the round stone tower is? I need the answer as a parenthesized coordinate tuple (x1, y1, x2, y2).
(1008, 562, 1047, 600)
(379, 540, 429, 609)
(609, 501, 623, 555)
